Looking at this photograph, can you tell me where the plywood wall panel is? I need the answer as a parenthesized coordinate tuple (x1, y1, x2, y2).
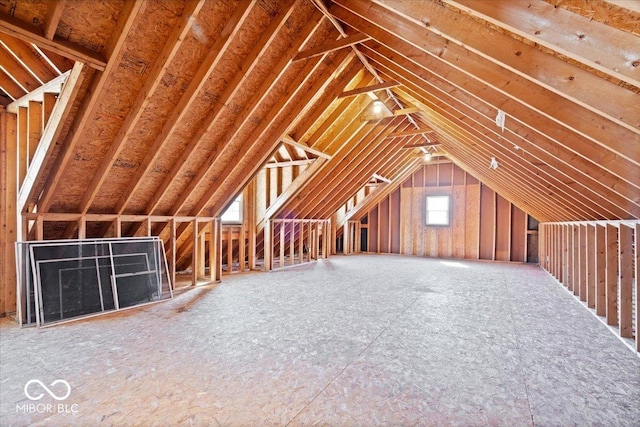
(465, 183, 481, 259)
(439, 163, 453, 186)
(479, 184, 495, 260)
(452, 186, 466, 258)
(369, 206, 378, 252)
(510, 205, 526, 262)
(495, 195, 511, 261)
(425, 164, 437, 186)
(400, 187, 413, 255)
(379, 197, 390, 252)
(390, 188, 401, 253)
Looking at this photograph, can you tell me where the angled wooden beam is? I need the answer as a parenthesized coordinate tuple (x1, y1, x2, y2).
(0, 12, 107, 71)
(393, 107, 419, 115)
(387, 128, 433, 138)
(113, 1, 258, 215)
(264, 159, 316, 168)
(336, 0, 640, 157)
(162, 9, 324, 217)
(337, 80, 400, 98)
(372, 173, 392, 183)
(282, 134, 331, 159)
(0, 33, 57, 83)
(0, 44, 40, 92)
(344, 12, 640, 219)
(43, 0, 66, 40)
(443, 0, 640, 89)
(293, 32, 369, 61)
(6, 70, 67, 113)
(35, 0, 146, 213)
(0, 69, 24, 100)
(75, 0, 206, 216)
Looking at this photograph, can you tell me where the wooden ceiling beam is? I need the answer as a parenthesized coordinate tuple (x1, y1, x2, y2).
(378, 54, 633, 219)
(391, 81, 620, 220)
(331, 1, 640, 163)
(403, 142, 441, 149)
(0, 43, 40, 93)
(387, 128, 433, 138)
(0, 11, 107, 71)
(282, 134, 331, 159)
(376, 58, 613, 220)
(340, 12, 640, 214)
(442, 0, 640, 89)
(0, 34, 56, 83)
(393, 106, 419, 115)
(293, 32, 369, 61)
(0, 69, 23, 100)
(377, 0, 639, 133)
(114, 1, 258, 215)
(371, 50, 640, 218)
(35, 0, 146, 214)
(147, 2, 313, 218)
(337, 80, 399, 98)
(340, 157, 422, 227)
(196, 50, 358, 218)
(74, 0, 207, 216)
(43, 0, 66, 40)
(285, 118, 408, 218)
(303, 123, 419, 219)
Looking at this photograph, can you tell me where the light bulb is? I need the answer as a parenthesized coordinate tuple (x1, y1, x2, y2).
(373, 100, 383, 114)
(424, 152, 432, 161)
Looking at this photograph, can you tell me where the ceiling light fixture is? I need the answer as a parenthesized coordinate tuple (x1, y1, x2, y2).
(424, 151, 432, 162)
(373, 100, 384, 114)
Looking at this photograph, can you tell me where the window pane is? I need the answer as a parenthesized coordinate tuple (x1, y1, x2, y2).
(221, 197, 242, 222)
(427, 196, 449, 211)
(427, 211, 449, 225)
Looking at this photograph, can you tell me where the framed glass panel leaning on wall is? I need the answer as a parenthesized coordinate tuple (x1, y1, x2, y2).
(15, 237, 173, 328)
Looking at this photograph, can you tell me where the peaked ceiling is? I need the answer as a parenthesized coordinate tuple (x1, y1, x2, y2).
(1, 0, 638, 236)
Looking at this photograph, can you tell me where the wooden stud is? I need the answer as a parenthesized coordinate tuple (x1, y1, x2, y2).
(170, 219, 176, 288)
(337, 80, 400, 98)
(264, 219, 272, 272)
(635, 223, 639, 353)
(594, 224, 606, 316)
(0, 108, 17, 314)
(605, 224, 618, 326)
(294, 32, 370, 61)
(579, 225, 587, 301)
(192, 219, 198, 286)
(618, 224, 633, 338)
(586, 225, 596, 308)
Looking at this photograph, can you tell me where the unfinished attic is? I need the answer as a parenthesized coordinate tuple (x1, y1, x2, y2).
(1, 0, 639, 425)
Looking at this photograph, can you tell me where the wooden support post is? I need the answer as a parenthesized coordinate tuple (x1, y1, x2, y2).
(35, 215, 43, 240)
(635, 223, 639, 353)
(343, 222, 349, 255)
(239, 224, 246, 272)
(208, 220, 216, 282)
(227, 226, 233, 273)
(322, 221, 329, 259)
(18, 107, 27, 187)
(308, 221, 312, 261)
(1, 107, 18, 315)
(565, 224, 572, 292)
(28, 101, 42, 167)
(191, 219, 198, 286)
(572, 225, 580, 295)
(170, 219, 176, 289)
(586, 224, 595, 308)
(579, 225, 587, 301)
(289, 221, 295, 266)
(298, 221, 304, 263)
(264, 219, 272, 272)
(279, 222, 285, 268)
(115, 217, 122, 238)
(605, 224, 618, 326)
(78, 217, 86, 239)
(146, 218, 152, 236)
(198, 230, 206, 278)
(618, 224, 633, 338)
(594, 224, 606, 317)
(216, 220, 223, 280)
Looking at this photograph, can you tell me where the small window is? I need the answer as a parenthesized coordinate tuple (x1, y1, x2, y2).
(221, 195, 242, 223)
(426, 195, 450, 226)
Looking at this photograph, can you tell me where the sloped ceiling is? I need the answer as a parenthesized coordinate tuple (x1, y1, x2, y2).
(1, 0, 638, 236)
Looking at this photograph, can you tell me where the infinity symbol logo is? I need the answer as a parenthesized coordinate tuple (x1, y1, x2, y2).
(24, 379, 71, 401)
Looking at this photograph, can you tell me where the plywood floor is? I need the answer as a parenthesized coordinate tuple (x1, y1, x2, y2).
(1, 255, 639, 426)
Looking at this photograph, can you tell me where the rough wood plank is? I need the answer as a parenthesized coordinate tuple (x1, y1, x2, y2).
(618, 224, 633, 338)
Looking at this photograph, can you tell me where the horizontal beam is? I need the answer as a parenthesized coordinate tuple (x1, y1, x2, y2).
(264, 159, 316, 168)
(387, 128, 434, 138)
(393, 106, 419, 115)
(24, 212, 220, 223)
(371, 173, 392, 183)
(338, 80, 400, 98)
(282, 134, 332, 159)
(293, 32, 370, 61)
(0, 13, 107, 71)
(403, 141, 441, 149)
(6, 70, 69, 114)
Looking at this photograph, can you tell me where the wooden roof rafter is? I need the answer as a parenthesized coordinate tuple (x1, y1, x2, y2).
(33, 0, 147, 214)
(331, 1, 640, 163)
(0, 11, 107, 71)
(282, 134, 331, 159)
(112, 0, 260, 216)
(74, 0, 208, 217)
(335, 10, 640, 218)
